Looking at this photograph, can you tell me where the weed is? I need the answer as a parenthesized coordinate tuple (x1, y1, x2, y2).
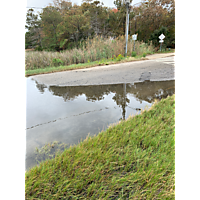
(142, 53, 147, 57)
(131, 51, 137, 57)
(52, 58, 64, 67)
(116, 54, 123, 61)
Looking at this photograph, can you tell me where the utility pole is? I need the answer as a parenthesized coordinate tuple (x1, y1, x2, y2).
(125, 0, 130, 57)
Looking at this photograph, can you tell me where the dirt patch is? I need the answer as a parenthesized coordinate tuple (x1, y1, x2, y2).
(25, 49, 35, 52)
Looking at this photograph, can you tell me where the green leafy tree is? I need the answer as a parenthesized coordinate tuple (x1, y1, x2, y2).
(25, 0, 175, 51)
(149, 26, 172, 49)
(57, 4, 90, 49)
(25, 9, 42, 49)
(40, 6, 62, 51)
(130, 0, 175, 44)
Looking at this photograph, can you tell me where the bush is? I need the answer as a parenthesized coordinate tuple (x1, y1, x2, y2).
(131, 51, 137, 57)
(142, 53, 147, 57)
(52, 58, 64, 67)
(35, 46, 43, 51)
(116, 54, 123, 61)
(149, 26, 174, 48)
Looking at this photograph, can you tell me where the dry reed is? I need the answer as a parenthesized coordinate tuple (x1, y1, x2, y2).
(25, 35, 154, 70)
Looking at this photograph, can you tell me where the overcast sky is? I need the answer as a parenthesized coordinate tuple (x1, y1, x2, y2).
(26, 0, 143, 9)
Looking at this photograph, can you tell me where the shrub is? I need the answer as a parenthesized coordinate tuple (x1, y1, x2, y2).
(142, 53, 147, 57)
(131, 51, 137, 57)
(35, 46, 43, 51)
(116, 54, 123, 61)
(52, 58, 64, 67)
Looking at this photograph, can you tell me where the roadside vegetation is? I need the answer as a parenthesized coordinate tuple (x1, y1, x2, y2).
(25, 95, 175, 199)
(25, 35, 154, 70)
(25, 35, 174, 77)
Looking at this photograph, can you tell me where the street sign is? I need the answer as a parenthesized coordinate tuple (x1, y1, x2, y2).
(159, 34, 165, 51)
(159, 33, 165, 40)
(132, 34, 137, 41)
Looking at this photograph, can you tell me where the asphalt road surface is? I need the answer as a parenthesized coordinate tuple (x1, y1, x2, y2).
(32, 56, 175, 86)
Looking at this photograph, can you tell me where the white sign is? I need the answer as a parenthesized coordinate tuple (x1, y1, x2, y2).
(159, 34, 165, 40)
(159, 39, 164, 43)
(132, 34, 137, 41)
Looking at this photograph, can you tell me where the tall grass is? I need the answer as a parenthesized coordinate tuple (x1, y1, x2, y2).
(25, 35, 155, 70)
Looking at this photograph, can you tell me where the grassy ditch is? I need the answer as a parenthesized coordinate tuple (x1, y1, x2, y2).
(25, 95, 175, 199)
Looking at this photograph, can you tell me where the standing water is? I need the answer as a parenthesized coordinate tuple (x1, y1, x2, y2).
(26, 78, 175, 170)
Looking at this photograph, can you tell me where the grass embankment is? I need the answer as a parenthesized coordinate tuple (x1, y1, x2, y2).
(25, 95, 175, 199)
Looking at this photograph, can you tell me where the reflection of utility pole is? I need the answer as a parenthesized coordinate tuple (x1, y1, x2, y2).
(122, 83, 126, 120)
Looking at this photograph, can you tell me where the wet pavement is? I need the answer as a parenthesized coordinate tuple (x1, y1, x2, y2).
(26, 77, 175, 170)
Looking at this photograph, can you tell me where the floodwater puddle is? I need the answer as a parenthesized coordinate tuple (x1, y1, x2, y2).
(26, 78, 175, 170)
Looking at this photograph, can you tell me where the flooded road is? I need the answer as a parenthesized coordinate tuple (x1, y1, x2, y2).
(26, 78, 175, 170)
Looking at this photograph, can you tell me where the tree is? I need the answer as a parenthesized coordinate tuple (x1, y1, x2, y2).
(150, 26, 169, 48)
(25, 9, 42, 49)
(40, 6, 62, 50)
(130, 0, 175, 44)
(51, 0, 73, 16)
(56, 4, 90, 49)
(25, 0, 175, 51)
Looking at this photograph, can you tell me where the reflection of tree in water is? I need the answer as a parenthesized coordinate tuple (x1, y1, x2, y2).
(35, 80, 175, 115)
(48, 85, 111, 102)
(112, 93, 130, 106)
(127, 80, 175, 103)
(45, 80, 175, 103)
(35, 81, 47, 94)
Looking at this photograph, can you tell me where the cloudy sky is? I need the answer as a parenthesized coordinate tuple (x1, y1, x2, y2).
(26, 0, 143, 9)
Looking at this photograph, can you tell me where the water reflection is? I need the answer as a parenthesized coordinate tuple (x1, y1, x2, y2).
(26, 79, 175, 170)
(35, 80, 47, 94)
(48, 80, 174, 103)
(47, 80, 174, 120)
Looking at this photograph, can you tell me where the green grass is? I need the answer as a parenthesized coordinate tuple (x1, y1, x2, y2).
(25, 95, 175, 199)
(25, 56, 147, 77)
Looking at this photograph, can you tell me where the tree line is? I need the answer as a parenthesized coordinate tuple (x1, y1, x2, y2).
(25, 0, 175, 51)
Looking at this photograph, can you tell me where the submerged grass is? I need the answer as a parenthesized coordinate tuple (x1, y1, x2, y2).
(25, 95, 175, 199)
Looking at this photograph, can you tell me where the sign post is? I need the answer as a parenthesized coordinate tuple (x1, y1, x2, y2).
(159, 34, 165, 52)
(132, 34, 137, 51)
